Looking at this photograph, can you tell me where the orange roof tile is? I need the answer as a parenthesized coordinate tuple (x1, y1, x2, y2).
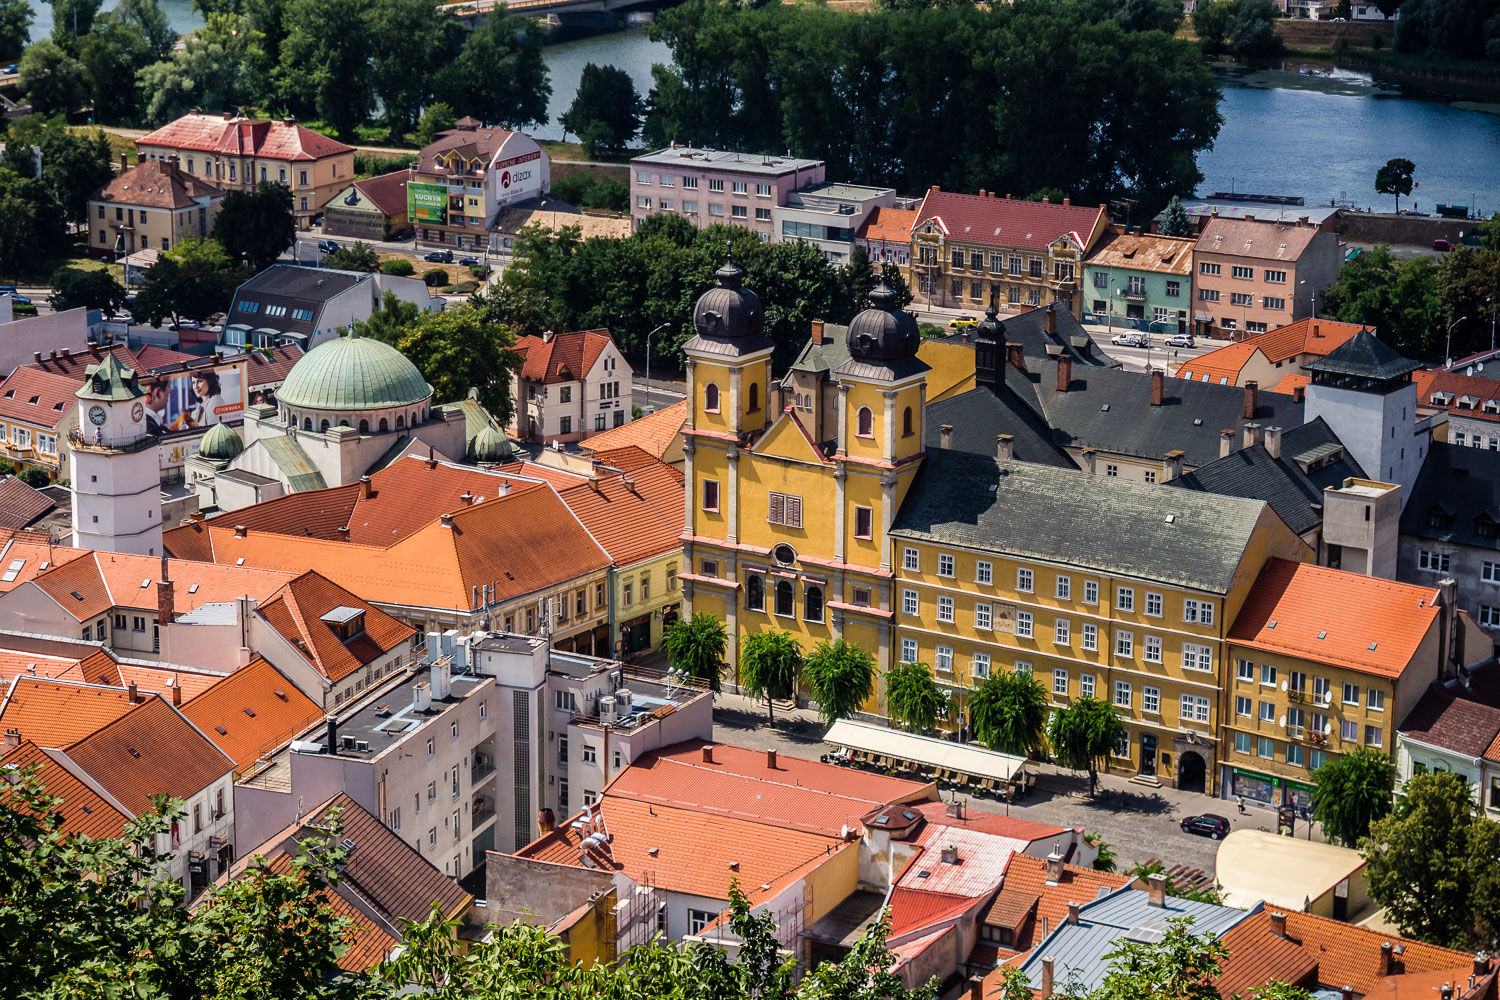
(134, 345, 200, 371)
(255, 571, 415, 683)
(513, 329, 614, 385)
(1228, 559, 1441, 679)
(506, 461, 593, 490)
(136, 113, 353, 162)
(89, 159, 223, 211)
(29, 552, 294, 622)
(62, 696, 234, 815)
(23, 344, 142, 380)
(516, 797, 840, 901)
(182, 657, 323, 772)
(0, 647, 90, 687)
(1273, 909, 1478, 996)
(1084, 230, 1195, 276)
(1271, 373, 1311, 396)
(0, 676, 139, 747)
(1486, 728, 1500, 764)
(1176, 342, 1260, 385)
(579, 400, 687, 461)
(896, 824, 1019, 897)
(557, 453, 683, 568)
(1362, 966, 1495, 1000)
(0, 529, 89, 594)
(858, 206, 919, 245)
(0, 364, 86, 430)
(910, 801, 1067, 846)
(0, 739, 131, 840)
(1412, 368, 1500, 426)
(1177, 320, 1367, 386)
(979, 853, 1130, 947)
(888, 887, 974, 936)
(1216, 913, 1320, 998)
(54, 656, 224, 701)
(165, 484, 362, 553)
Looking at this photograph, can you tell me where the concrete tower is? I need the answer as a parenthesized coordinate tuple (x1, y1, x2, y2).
(70, 353, 162, 555)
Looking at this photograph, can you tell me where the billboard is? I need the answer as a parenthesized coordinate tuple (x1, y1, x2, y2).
(493, 149, 544, 206)
(409, 182, 448, 226)
(143, 363, 245, 440)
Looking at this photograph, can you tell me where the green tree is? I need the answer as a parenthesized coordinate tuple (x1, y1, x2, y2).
(1478, 211, 1500, 252)
(839, 244, 880, 314)
(18, 466, 49, 486)
(1363, 771, 1500, 948)
(1090, 832, 1118, 873)
(1311, 746, 1395, 847)
(1095, 915, 1229, 1000)
(324, 241, 381, 272)
(1128, 861, 1224, 904)
(1192, 0, 1232, 49)
(1375, 157, 1416, 214)
(214, 180, 295, 271)
(0, 169, 49, 273)
(1322, 245, 1439, 356)
(739, 629, 802, 722)
(115, 0, 174, 59)
(136, 13, 267, 125)
(1225, 0, 1282, 56)
(78, 10, 153, 120)
(370, 0, 457, 139)
(48, 0, 102, 44)
(1435, 246, 1500, 360)
(660, 610, 727, 693)
(277, 0, 373, 139)
(885, 660, 947, 733)
(414, 100, 456, 147)
(560, 62, 644, 159)
(0, 0, 33, 58)
(133, 236, 238, 326)
(969, 669, 1050, 756)
(1160, 195, 1193, 237)
(389, 304, 520, 422)
(452, 6, 550, 130)
(48, 265, 125, 314)
(881, 261, 914, 307)
(18, 38, 87, 115)
(802, 637, 876, 726)
(1047, 696, 1124, 796)
(353, 287, 422, 344)
(381, 257, 415, 276)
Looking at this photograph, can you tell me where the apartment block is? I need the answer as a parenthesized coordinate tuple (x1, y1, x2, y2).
(1191, 216, 1341, 338)
(629, 147, 824, 240)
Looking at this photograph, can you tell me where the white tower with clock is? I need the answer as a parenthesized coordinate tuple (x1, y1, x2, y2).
(70, 353, 163, 556)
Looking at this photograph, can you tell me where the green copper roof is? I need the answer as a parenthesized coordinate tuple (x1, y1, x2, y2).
(77, 353, 144, 401)
(470, 423, 515, 463)
(198, 422, 243, 460)
(261, 434, 327, 493)
(277, 330, 431, 411)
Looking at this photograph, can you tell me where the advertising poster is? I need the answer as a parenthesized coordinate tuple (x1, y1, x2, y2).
(409, 182, 448, 226)
(143, 364, 245, 439)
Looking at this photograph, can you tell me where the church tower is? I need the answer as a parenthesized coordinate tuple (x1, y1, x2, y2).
(70, 353, 162, 555)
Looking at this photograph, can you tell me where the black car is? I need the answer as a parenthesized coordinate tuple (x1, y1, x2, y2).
(424, 250, 454, 263)
(318, 239, 339, 254)
(458, 256, 480, 267)
(1179, 813, 1231, 840)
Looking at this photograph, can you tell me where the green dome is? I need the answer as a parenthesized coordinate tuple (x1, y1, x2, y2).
(278, 331, 431, 411)
(198, 422, 243, 460)
(470, 423, 514, 463)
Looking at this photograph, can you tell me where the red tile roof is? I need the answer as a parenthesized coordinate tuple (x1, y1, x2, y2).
(1413, 369, 1500, 426)
(241, 345, 304, 389)
(134, 345, 200, 371)
(89, 159, 223, 211)
(0, 645, 96, 688)
(136, 113, 353, 162)
(1215, 915, 1320, 998)
(0, 676, 140, 747)
(0, 529, 89, 594)
(256, 853, 401, 972)
(254, 571, 415, 683)
(557, 452, 683, 567)
(29, 552, 294, 622)
(0, 476, 56, 530)
(1251, 909, 1481, 996)
(0, 364, 87, 430)
(56, 657, 225, 701)
(62, 696, 234, 816)
(1196, 217, 1325, 262)
(914, 189, 1106, 252)
(895, 824, 1019, 897)
(858, 206, 919, 245)
(888, 887, 974, 936)
(979, 853, 1130, 948)
(182, 657, 324, 772)
(1271, 373, 1311, 396)
(910, 801, 1067, 846)
(351, 170, 413, 218)
(513, 329, 614, 384)
(23, 344, 142, 380)
(1486, 728, 1500, 764)
(165, 484, 362, 553)
(1398, 684, 1500, 758)
(1228, 559, 1441, 679)
(0, 739, 131, 840)
(579, 400, 687, 461)
(1178, 319, 1367, 384)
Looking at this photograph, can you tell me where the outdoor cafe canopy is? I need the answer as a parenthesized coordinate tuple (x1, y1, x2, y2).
(823, 719, 1029, 783)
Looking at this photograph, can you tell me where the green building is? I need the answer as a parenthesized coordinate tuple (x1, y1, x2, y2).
(1082, 230, 1196, 335)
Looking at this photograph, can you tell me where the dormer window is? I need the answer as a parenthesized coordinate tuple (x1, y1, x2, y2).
(1427, 504, 1455, 529)
(1478, 518, 1498, 540)
(1432, 391, 1452, 406)
(1459, 395, 1478, 410)
(320, 606, 366, 642)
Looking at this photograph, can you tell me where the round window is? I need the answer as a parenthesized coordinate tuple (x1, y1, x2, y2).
(772, 543, 797, 566)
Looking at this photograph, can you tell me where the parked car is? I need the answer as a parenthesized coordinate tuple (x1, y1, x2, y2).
(424, 250, 454, 263)
(1111, 332, 1148, 347)
(318, 239, 339, 254)
(1433, 239, 1454, 252)
(0, 286, 31, 305)
(1164, 333, 1195, 348)
(2, 64, 17, 75)
(948, 315, 978, 330)
(458, 256, 481, 267)
(1180, 813, 1231, 840)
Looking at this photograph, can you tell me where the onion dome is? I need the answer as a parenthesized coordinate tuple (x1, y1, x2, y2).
(974, 304, 1005, 344)
(846, 281, 920, 362)
(197, 422, 243, 461)
(692, 254, 765, 341)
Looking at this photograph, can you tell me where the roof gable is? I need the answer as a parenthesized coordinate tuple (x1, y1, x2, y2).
(749, 408, 833, 465)
(182, 657, 323, 771)
(0, 675, 138, 749)
(514, 330, 615, 384)
(579, 399, 686, 460)
(255, 571, 415, 683)
(914, 189, 1106, 252)
(0, 739, 131, 839)
(63, 697, 233, 815)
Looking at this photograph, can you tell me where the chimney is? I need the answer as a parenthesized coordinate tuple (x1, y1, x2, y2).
(1475, 953, 1491, 977)
(1007, 343, 1025, 371)
(1046, 850, 1064, 884)
(1440, 985, 1453, 1000)
(170, 680, 181, 707)
(1271, 911, 1287, 938)
(1162, 450, 1184, 482)
(157, 555, 174, 626)
(460, 491, 475, 506)
(537, 807, 556, 835)
(233, 524, 247, 538)
(1243, 381, 1259, 420)
(127, 681, 139, 704)
(440, 513, 455, 529)
(997, 434, 1014, 461)
(1265, 425, 1283, 459)
(32, 352, 40, 364)
(940, 424, 953, 450)
(1044, 307, 1057, 336)
(4, 727, 20, 748)
(1293, 384, 1305, 404)
(1220, 429, 1235, 459)
(1063, 197, 1071, 206)
(1379, 942, 1393, 976)
(359, 475, 372, 499)
(1067, 901, 1081, 924)
(1147, 872, 1168, 907)
(766, 749, 777, 769)
(1299, 215, 1310, 227)
(940, 844, 959, 865)
(1150, 370, 1164, 407)
(702, 745, 714, 764)
(1057, 355, 1073, 393)
(1341, 989, 1354, 1000)
(326, 714, 338, 753)
(810, 319, 825, 346)
(1041, 957, 1055, 998)
(119, 152, 128, 172)
(1080, 447, 1097, 475)
(1243, 422, 1263, 450)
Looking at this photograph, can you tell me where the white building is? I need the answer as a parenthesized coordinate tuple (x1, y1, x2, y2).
(773, 182, 897, 264)
(511, 329, 633, 444)
(220, 265, 442, 353)
(69, 353, 164, 556)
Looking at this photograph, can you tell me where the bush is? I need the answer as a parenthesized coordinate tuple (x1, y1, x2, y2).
(354, 152, 418, 179)
(546, 172, 630, 215)
(382, 258, 415, 276)
(0, 460, 15, 477)
(919, 323, 943, 338)
(469, 264, 490, 279)
(551, 172, 592, 205)
(449, 280, 480, 295)
(19, 467, 50, 488)
(422, 268, 448, 287)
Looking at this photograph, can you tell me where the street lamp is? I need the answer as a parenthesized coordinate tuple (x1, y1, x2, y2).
(1240, 296, 1261, 339)
(1446, 315, 1469, 368)
(1488, 295, 1496, 354)
(1299, 279, 1318, 320)
(1104, 274, 1116, 336)
(643, 321, 670, 414)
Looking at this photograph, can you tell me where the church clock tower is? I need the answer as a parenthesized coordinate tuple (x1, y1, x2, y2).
(70, 353, 163, 555)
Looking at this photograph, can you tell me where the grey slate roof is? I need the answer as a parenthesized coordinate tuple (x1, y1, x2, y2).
(890, 449, 1272, 594)
(925, 385, 1073, 469)
(929, 302, 1120, 369)
(832, 355, 931, 382)
(1303, 329, 1419, 381)
(1169, 418, 1365, 536)
(1016, 888, 1255, 995)
(1029, 360, 1307, 467)
(228, 265, 366, 341)
(1401, 441, 1500, 550)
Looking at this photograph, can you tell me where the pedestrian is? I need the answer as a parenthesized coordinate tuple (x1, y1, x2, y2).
(1236, 794, 1246, 815)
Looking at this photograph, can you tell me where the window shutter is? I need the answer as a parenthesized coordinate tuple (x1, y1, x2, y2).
(785, 495, 802, 529)
(768, 492, 785, 525)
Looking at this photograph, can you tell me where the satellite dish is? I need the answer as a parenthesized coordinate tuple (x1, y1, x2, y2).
(1468, 366, 1475, 376)
(1479, 363, 1486, 373)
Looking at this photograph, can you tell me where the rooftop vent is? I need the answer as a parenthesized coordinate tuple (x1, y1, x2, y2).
(1368, 642, 1378, 651)
(127, 748, 140, 758)
(215, 726, 227, 735)
(1268, 620, 1278, 629)
(243, 707, 256, 718)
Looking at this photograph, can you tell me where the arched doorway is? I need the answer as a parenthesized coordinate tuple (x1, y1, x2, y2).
(1177, 750, 1206, 794)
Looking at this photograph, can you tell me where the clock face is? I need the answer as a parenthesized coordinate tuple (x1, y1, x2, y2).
(131, 402, 144, 422)
(88, 405, 107, 426)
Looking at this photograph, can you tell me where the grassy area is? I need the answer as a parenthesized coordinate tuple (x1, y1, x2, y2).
(68, 127, 140, 166)
(0, 243, 109, 287)
(536, 139, 637, 165)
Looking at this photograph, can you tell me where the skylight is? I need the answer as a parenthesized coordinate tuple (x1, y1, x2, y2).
(1, 558, 26, 583)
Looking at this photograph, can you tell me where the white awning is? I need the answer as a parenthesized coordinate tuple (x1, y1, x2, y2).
(823, 719, 1028, 782)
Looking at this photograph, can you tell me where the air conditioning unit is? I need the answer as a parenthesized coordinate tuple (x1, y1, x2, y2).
(599, 696, 618, 725)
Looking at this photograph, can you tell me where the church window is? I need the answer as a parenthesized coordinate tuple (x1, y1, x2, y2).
(774, 580, 795, 617)
(320, 420, 330, 432)
(378, 418, 388, 432)
(359, 420, 369, 433)
(902, 407, 913, 438)
(748, 383, 759, 412)
(804, 586, 824, 622)
(856, 407, 873, 437)
(746, 575, 764, 611)
(397, 414, 405, 428)
(704, 382, 721, 413)
(303, 417, 312, 431)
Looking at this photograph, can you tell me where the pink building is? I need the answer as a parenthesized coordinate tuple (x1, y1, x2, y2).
(628, 146, 824, 240)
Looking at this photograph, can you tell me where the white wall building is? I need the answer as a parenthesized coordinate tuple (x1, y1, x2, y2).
(511, 329, 633, 444)
(69, 353, 164, 556)
(773, 182, 897, 264)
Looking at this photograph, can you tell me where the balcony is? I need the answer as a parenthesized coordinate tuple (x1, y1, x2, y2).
(1120, 288, 1148, 302)
(471, 754, 497, 785)
(471, 795, 496, 830)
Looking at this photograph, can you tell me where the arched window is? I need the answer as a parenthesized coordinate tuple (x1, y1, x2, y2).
(774, 580, 795, 617)
(303, 417, 312, 431)
(396, 413, 405, 428)
(746, 575, 765, 612)
(704, 382, 721, 413)
(748, 383, 760, 413)
(358, 419, 369, 433)
(903, 407, 914, 438)
(339, 420, 350, 428)
(856, 406, 874, 437)
(320, 420, 330, 433)
(378, 418, 388, 432)
(804, 585, 824, 622)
